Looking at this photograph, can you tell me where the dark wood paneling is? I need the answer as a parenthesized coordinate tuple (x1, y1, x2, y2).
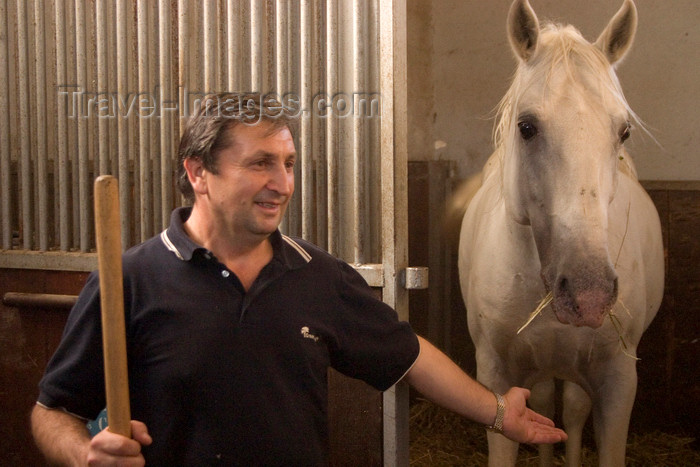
(0, 268, 88, 466)
(634, 189, 700, 442)
(328, 369, 383, 466)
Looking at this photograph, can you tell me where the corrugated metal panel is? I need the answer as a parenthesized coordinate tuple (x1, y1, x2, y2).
(0, 0, 387, 268)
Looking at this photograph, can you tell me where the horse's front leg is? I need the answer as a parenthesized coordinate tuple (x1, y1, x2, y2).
(486, 429, 519, 467)
(590, 361, 638, 467)
(475, 349, 520, 467)
(528, 379, 556, 467)
(562, 380, 592, 467)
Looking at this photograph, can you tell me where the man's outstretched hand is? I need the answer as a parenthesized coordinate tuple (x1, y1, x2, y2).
(501, 387, 568, 444)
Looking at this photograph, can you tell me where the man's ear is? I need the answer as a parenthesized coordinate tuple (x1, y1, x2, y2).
(183, 157, 208, 196)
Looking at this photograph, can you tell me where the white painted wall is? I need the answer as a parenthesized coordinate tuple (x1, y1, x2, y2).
(408, 0, 700, 182)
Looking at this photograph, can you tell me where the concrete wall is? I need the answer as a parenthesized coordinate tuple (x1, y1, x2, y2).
(408, 0, 700, 182)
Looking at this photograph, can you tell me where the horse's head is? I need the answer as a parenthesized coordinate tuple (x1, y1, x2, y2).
(499, 0, 638, 328)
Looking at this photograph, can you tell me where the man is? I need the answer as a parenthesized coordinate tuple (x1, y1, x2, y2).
(31, 93, 566, 466)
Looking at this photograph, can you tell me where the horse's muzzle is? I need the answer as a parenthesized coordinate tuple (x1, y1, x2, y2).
(550, 269, 619, 328)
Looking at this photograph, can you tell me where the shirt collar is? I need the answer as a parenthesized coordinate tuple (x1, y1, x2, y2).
(161, 207, 311, 269)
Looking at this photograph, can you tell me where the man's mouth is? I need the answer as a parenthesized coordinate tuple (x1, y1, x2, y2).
(256, 201, 283, 211)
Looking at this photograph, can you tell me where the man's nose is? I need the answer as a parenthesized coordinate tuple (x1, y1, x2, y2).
(268, 162, 294, 196)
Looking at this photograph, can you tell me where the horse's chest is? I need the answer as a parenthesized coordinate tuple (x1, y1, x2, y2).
(499, 323, 620, 383)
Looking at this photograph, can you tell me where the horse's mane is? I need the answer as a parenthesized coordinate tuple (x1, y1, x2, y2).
(493, 23, 642, 152)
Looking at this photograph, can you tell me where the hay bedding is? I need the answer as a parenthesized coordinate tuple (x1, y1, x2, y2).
(409, 399, 700, 466)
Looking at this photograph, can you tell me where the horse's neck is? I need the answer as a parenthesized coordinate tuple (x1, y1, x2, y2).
(482, 149, 504, 184)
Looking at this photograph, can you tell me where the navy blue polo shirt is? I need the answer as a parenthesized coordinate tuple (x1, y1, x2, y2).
(38, 207, 420, 466)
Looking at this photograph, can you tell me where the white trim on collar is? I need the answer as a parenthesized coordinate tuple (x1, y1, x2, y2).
(160, 230, 185, 260)
(282, 235, 312, 263)
(160, 229, 310, 264)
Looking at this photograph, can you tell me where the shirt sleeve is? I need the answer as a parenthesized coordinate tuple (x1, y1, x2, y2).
(328, 260, 420, 391)
(36, 272, 107, 421)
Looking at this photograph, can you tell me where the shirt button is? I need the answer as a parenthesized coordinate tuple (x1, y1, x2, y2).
(221, 270, 230, 278)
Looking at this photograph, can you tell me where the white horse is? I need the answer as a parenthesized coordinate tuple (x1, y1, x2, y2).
(457, 1, 664, 465)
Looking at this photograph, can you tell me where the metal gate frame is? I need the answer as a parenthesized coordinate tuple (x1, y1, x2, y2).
(378, 0, 411, 465)
(350, 2, 428, 464)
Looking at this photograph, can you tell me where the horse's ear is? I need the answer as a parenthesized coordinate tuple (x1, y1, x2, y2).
(507, 0, 539, 62)
(595, 0, 637, 66)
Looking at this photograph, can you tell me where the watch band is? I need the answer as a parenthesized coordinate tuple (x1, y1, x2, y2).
(486, 392, 505, 434)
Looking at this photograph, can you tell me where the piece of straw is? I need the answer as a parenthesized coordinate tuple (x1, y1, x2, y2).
(608, 304, 640, 360)
(517, 291, 553, 334)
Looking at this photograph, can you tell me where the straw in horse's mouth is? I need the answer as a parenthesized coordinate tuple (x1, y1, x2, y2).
(608, 300, 640, 360)
(517, 291, 553, 334)
(517, 293, 639, 360)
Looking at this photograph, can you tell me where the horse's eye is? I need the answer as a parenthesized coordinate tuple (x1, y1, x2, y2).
(518, 121, 538, 141)
(619, 123, 631, 143)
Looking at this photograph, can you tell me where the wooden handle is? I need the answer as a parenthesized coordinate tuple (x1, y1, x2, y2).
(94, 175, 131, 438)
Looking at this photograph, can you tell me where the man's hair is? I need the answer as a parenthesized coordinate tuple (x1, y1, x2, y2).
(177, 92, 296, 203)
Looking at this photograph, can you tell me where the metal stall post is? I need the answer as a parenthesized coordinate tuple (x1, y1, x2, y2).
(379, 0, 410, 465)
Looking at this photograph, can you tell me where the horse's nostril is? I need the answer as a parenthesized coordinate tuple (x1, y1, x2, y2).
(557, 276, 569, 294)
(555, 276, 580, 311)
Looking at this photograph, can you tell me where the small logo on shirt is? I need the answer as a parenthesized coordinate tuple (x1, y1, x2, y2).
(300, 326, 319, 342)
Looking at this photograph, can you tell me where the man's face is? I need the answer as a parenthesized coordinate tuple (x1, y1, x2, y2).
(204, 122, 296, 241)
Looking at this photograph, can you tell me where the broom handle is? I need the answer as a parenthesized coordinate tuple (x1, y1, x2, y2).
(94, 175, 131, 437)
